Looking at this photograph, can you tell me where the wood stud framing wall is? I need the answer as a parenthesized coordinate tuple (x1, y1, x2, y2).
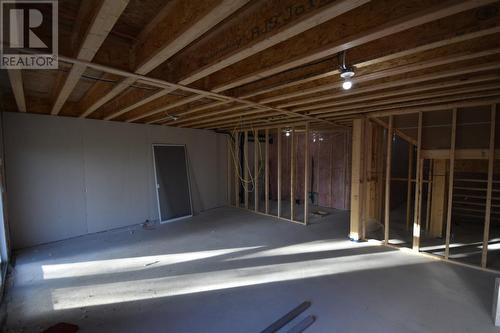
(349, 103, 500, 273)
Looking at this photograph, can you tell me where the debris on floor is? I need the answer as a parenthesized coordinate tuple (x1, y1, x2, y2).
(142, 219, 155, 230)
(42, 322, 79, 333)
(311, 210, 329, 217)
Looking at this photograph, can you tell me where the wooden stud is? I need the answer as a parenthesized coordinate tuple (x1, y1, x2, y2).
(304, 122, 310, 225)
(412, 112, 423, 251)
(7, 70, 26, 112)
(445, 109, 457, 259)
(265, 129, 270, 215)
(244, 130, 249, 209)
(235, 132, 240, 207)
(384, 116, 393, 245)
(227, 135, 231, 205)
(277, 127, 282, 218)
(290, 127, 295, 221)
(254, 129, 259, 212)
(481, 104, 496, 268)
(406, 144, 414, 230)
(425, 160, 433, 231)
(350, 119, 364, 241)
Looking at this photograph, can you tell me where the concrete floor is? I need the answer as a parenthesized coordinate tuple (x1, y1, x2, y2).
(4, 206, 500, 332)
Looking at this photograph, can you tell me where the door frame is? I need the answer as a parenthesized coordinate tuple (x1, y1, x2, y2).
(152, 143, 193, 223)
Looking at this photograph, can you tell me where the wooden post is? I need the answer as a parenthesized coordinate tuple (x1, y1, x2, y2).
(290, 127, 295, 221)
(384, 116, 393, 245)
(425, 160, 433, 232)
(444, 109, 457, 259)
(412, 112, 423, 251)
(277, 127, 282, 218)
(235, 132, 240, 207)
(406, 144, 413, 230)
(482, 105, 496, 268)
(304, 122, 310, 225)
(429, 159, 447, 238)
(227, 135, 231, 205)
(265, 129, 270, 214)
(254, 129, 259, 212)
(244, 130, 249, 209)
(350, 119, 364, 241)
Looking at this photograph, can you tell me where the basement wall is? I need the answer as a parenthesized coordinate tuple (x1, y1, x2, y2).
(3, 112, 228, 249)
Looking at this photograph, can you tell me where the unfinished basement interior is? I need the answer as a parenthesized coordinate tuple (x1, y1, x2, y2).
(1, 0, 500, 332)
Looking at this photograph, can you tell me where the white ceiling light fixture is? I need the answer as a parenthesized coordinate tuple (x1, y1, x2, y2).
(339, 51, 355, 90)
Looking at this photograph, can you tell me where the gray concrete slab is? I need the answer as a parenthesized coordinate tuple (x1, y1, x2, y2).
(4, 207, 500, 332)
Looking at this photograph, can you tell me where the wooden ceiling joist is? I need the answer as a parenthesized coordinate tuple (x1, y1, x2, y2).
(80, 0, 250, 120)
(207, 0, 498, 93)
(236, 25, 500, 100)
(172, 0, 369, 86)
(7, 69, 26, 113)
(50, 0, 129, 116)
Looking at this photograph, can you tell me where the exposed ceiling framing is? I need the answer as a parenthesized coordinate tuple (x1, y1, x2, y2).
(2, 0, 500, 132)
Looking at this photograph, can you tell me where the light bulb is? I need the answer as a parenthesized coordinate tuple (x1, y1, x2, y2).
(285, 132, 291, 137)
(342, 80, 352, 90)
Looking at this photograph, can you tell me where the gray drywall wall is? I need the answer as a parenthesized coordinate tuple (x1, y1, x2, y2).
(3, 112, 228, 249)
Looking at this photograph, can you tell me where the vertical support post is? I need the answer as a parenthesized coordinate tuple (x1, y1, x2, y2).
(482, 105, 496, 268)
(304, 122, 310, 225)
(406, 144, 413, 230)
(290, 127, 295, 220)
(265, 129, 270, 215)
(277, 127, 282, 218)
(425, 160, 433, 231)
(350, 119, 364, 241)
(254, 129, 259, 212)
(384, 116, 393, 245)
(227, 135, 231, 205)
(444, 109, 457, 259)
(244, 130, 249, 209)
(412, 112, 423, 251)
(235, 132, 240, 207)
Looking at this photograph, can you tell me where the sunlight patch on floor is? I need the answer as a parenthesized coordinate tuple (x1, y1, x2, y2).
(51, 250, 429, 310)
(42, 246, 262, 279)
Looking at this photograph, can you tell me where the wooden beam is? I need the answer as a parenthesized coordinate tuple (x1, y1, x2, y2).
(264, 47, 500, 105)
(444, 109, 457, 259)
(134, 0, 249, 75)
(278, 62, 500, 109)
(412, 112, 423, 251)
(7, 69, 26, 112)
(51, 0, 129, 115)
(290, 127, 295, 221)
(81, 0, 248, 119)
(174, 0, 369, 86)
(236, 26, 500, 99)
(384, 116, 393, 245)
(481, 105, 496, 268)
(265, 129, 270, 215)
(304, 122, 310, 225)
(277, 127, 282, 218)
(209, 0, 497, 92)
